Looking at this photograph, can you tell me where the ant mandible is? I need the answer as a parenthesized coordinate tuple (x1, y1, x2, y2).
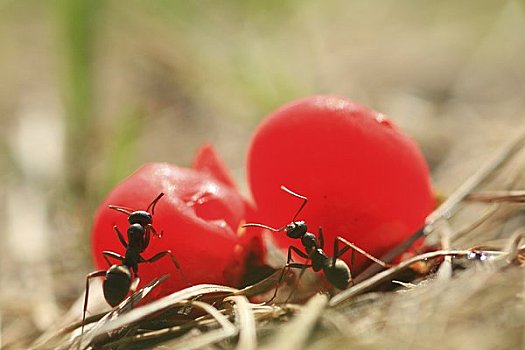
(243, 186, 389, 298)
(82, 193, 184, 332)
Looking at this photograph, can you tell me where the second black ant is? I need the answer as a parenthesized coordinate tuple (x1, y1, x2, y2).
(243, 186, 389, 300)
(82, 193, 185, 332)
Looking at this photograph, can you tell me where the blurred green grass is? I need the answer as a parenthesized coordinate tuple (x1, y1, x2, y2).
(3, 0, 523, 204)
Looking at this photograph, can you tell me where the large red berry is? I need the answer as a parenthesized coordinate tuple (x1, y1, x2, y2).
(247, 95, 435, 274)
(91, 146, 250, 297)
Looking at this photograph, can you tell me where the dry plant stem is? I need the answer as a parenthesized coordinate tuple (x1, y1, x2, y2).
(92, 285, 238, 336)
(504, 231, 525, 265)
(232, 270, 284, 299)
(88, 300, 237, 350)
(120, 302, 292, 348)
(161, 300, 237, 350)
(72, 276, 169, 350)
(329, 249, 505, 307)
(224, 296, 257, 350)
(451, 204, 500, 241)
(466, 190, 525, 203)
(72, 284, 238, 350)
(355, 128, 525, 283)
(436, 220, 453, 280)
(425, 127, 525, 231)
(260, 294, 328, 350)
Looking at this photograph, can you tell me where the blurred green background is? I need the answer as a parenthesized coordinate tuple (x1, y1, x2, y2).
(0, 0, 524, 345)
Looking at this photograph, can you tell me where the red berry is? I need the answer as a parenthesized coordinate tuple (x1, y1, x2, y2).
(247, 95, 435, 274)
(91, 147, 250, 297)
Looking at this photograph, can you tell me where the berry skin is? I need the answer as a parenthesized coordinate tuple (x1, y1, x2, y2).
(247, 95, 435, 274)
(91, 146, 251, 297)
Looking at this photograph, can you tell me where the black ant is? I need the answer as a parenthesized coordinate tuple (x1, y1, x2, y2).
(243, 186, 389, 299)
(82, 193, 184, 332)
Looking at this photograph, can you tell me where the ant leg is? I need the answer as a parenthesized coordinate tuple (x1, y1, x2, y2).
(102, 251, 125, 267)
(144, 230, 151, 251)
(130, 276, 141, 293)
(335, 236, 390, 268)
(288, 245, 309, 260)
(113, 226, 128, 249)
(318, 227, 324, 249)
(141, 250, 191, 286)
(143, 250, 180, 269)
(267, 245, 309, 304)
(148, 224, 163, 239)
(82, 270, 106, 334)
(284, 246, 312, 302)
(284, 260, 313, 303)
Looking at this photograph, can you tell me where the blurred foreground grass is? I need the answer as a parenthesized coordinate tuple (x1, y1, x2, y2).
(0, 0, 525, 348)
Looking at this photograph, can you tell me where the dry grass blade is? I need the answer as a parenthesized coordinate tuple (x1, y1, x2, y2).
(466, 190, 525, 203)
(89, 284, 238, 340)
(157, 300, 237, 350)
(425, 127, 525, 232)
(329, 248, 506, 307)
(504, 230, 525, 266)
(224, 296, 257, 350)
(70, 275, 169, 350)
(260, 294, 328, 350)
(233, 269, 283, 298)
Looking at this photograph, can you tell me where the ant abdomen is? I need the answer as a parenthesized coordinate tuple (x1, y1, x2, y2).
(323, 259, 351, 290)
(103, 265, 132, 307)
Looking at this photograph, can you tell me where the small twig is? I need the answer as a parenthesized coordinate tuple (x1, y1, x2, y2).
(329, 249, 506, 307)
(504, 230, 525, 266)
(451, 204, 500, 242)
(466, 190, 525, 203)
(436, 221, 453, 280)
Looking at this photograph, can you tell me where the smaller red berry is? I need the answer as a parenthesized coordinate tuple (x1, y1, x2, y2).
(91, 146, 251, 298)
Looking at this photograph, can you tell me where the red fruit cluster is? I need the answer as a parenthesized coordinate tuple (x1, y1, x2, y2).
(90, 95, 435, 297)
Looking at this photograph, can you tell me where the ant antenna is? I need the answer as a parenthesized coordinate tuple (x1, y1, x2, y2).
(280, 185, 308, 222)
(108, 192, 165, 216)
(242, 185, 308, 232)
(242, 222, 284, 232)
(147, 192, 164, 215)
(108, 205, 133, 216)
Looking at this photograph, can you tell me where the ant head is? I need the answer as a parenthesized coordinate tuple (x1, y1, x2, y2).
(242, 186, 309, 236)
(108, 193, 163, 225)
(127, 223, 146, 237)
(323, 258, 351, 290)
(281, 186, 309, 238)
(103, 265, 132, 307)
(286, 221, 308, 239)
(128, 211, 153, 226)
